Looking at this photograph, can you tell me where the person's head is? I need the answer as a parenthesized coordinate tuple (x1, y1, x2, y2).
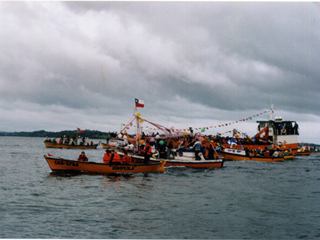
(81, 151, 85, 155)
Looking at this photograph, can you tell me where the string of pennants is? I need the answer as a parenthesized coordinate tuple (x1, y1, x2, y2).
(121, 109, 274, 134)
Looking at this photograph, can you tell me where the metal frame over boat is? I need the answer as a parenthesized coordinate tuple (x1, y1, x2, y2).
(44, 155, 166, 174)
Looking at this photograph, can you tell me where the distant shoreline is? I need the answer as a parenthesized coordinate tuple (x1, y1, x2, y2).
(0, 130, 319, 147)
(0, 130, 115, 140)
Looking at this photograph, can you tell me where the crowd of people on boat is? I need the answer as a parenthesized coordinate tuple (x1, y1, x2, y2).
(112, 130, 297, 161)
(258, 121, 299, 136)
(102, 149, 132, 165)
(243, 147, 286, 158)
(45, 136, 96, 146)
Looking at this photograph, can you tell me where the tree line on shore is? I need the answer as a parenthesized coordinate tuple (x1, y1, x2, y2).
(0, 130, 118, 139)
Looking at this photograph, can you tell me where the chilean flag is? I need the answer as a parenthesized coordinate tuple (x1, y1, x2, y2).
(135, 98, 144, 108)
(77, 128, 84, 133)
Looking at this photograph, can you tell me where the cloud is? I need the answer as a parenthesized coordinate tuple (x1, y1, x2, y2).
(0, 2, 319, 143)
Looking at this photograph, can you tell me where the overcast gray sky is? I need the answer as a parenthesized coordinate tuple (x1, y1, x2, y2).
(0, 2, 319, 143)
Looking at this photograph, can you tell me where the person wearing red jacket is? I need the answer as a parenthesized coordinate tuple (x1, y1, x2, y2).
(143, 140, 152, 164)
(78, 151, 88, 162)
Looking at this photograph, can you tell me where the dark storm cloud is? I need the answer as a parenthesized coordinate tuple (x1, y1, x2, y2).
(0, 1, 319, 142)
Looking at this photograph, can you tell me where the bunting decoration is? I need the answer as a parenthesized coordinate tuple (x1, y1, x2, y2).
(119, 109, 274, 135)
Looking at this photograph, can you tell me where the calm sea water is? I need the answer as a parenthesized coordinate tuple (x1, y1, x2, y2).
(0, 136, 320, 239)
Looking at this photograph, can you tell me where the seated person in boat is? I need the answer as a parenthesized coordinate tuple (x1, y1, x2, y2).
(122, 150, 132, 164)
(103, 150, 111, 163)
(109, 150, 122, 165)
(78, 151, 88, 162)
(216, 143, 223, 152)
(272, 149, 280, 157)
(264, 151, 270, 157)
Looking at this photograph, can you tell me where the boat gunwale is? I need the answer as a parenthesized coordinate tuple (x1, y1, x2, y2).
(218, 150, 284, 162)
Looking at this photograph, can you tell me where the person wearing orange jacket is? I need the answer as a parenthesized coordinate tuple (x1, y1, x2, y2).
(109, 150, 122, 165)
(143, 140, 152, 164)
(103, 150, 111, 163)
(122, 150, 132, 164)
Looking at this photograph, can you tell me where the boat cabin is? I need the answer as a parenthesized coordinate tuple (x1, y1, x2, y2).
(256, 117, 299, 144)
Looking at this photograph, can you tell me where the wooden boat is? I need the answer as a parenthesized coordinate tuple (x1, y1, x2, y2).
(151, 157, 223, 168)
(101, 142, 117, 149)
(44, 141, 99, 149)
(218, 148, 283, 162)
(283, 153, 295, 160)
(296, 151, 312, 156)
(44, 154, 166, 174)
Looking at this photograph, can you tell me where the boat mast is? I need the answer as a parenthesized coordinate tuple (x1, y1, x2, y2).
(269, 102, 273, 120)
(134, 106, 141, 153)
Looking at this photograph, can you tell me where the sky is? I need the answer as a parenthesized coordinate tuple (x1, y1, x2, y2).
(0, 1, 320, 143)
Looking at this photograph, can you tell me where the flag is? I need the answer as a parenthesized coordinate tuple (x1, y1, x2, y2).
(135, 98, 144, 108)
(48, 153, 53, 157)
(77, 128, 84, 133)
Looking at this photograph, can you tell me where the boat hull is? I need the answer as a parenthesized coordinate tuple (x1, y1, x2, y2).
(283, 155, 295, 160)
(152, 159, 224, 168)
(44, 155, 165, 174)
(44, 141, 98, 149)
(218, 150, 283, 162)
(127, 152, 224, 168)
(296, 151, 312, 156)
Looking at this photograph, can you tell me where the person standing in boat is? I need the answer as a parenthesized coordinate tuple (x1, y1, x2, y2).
(207, 143, 215, 160)
(201, 141, 207, 159)
(143, 140, 152, 164)
(293, 122, 299, 135)
(158, 140, 166, 159)
(193, 138, 202, 160)
(167, 138, 174, 159)
(78, 151, 88, 162)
